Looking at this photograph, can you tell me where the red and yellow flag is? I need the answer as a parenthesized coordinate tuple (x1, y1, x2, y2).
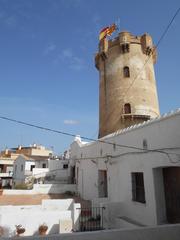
(99, 24, 116, 41)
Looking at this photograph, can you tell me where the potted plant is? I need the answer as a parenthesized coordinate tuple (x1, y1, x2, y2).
(15, 225, 25, 236)
(38, 223, 48, 235)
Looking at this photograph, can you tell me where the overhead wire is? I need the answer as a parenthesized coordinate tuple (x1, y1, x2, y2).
(74, 147, 180, 164)
(0, 115, 154, 151)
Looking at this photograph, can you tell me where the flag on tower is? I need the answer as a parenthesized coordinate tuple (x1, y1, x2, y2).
(99, 23, 116, 41)
(99, 27, 109, 41)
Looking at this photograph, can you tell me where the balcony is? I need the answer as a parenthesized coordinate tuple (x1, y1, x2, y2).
(0, 172, 13, 178)
(121, 113, 150, 121)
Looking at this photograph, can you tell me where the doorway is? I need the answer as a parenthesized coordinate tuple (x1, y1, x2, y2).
(98, 170, 108, 198)
(163, 167, 180, 223)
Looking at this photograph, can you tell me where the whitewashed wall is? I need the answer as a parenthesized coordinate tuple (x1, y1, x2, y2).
(33, 168, 49, 178)
(13, 156, 35, 184)
(0, 199, 80, 237)
(46, 159, 69, 182)
(70, 110, 180, 226)
(35, 159, 48, 168)
(48, 159, 65, 171)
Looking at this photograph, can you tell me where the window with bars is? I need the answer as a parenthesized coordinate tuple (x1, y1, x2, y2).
(131, 172, 146, 203)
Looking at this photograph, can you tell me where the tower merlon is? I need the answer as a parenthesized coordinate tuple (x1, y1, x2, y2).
(95, 32, 157, 70)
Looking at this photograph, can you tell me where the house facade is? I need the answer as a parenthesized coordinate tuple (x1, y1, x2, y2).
(0, 157, 13, 188)
(11, 144, 53, 157)
(70, 109, 180, 226)
(13, 154, 70, 186)
(0, 150, 20, 188)
(13, 155, 35, 186)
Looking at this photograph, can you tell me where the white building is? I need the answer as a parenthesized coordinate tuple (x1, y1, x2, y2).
(13, 155, 35, 186)
(13, 154, 70, 186)
(0, 157, 13, 188)
(11, 144, 53, 157)
(70, 109, 180, 227)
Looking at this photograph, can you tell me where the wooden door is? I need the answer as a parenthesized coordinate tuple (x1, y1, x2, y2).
(163, 167, 180, 223)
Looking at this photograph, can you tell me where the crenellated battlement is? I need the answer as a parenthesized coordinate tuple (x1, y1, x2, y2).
(95, 31, 157, 70)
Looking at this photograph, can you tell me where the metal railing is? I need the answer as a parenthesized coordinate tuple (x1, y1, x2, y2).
(78, 207, 105, 232)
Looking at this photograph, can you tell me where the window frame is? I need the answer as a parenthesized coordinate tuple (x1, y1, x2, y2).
(123, 66, 130, 78)
(124, 103, 131, 114)
(42, 163, 47, 168)
(131, 172, 146, 204)
(121, 43, 130, 53)
(21, 164, 23, 172)
(63, 164, 68, 169)
(30, 165, 35, 172)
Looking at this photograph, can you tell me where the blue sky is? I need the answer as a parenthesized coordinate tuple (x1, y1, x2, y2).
(0, 0, 179, 153)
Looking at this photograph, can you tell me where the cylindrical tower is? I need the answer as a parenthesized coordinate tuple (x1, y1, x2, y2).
(95, 31, 160, 138)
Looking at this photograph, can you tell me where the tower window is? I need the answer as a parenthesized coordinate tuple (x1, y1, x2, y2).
(124, 103, 131, 114)
(121, 44, 129, 53)
(123, 66, 130, 78)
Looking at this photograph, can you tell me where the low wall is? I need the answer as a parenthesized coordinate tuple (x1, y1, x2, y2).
(3, 189, 34, 195)
(33, 168, 49, 178)
(0, 199, 81, 237)
(3, 224, 180, 240)
(32, 168, 69, 182)
(3, 184, 76, 195)
(42, 199, 74, 211)
(0, 209, 72, 237)
(33, 184, 76, 194)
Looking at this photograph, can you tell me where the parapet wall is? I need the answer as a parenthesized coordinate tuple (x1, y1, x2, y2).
(95, 31, 157, 69)
(3, 184, 76, 195)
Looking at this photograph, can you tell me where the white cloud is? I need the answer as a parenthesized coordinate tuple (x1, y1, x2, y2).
(44, 43, 56, 55)
(62, 48, 73, 58)
(60, 48, 85, 71)
(63, 120, 79, 125)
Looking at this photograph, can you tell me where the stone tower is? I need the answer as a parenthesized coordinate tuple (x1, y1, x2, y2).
(95, 31, 160, 138)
